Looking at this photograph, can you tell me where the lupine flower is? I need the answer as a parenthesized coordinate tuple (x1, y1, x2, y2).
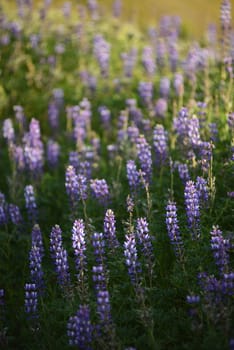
(166, 200, 183, 257)
(29, 245, 44, 293)
(177, 162, 190, 183)
(104, 209, 119, 250)
(92, 265, 107, 292)
(13, 105, 25, 129)
(173, 107, 190, 144)
(96, 290, 112, 326)
(12, 145, 25, 171)
(9, 204, 22, 226)
(142, 46, 155, 75)
(126, 160, 140, 191)
(23, 119, 44, 176)
(199, 141, 213, 172)
(50, 225, 71, 289)
(126, 195, 134, 213)
(156, 38, 166, 68)
(93, 34, 110, 77)
(186, 295, 200, 304)
(168, 40, 178, 72)
(153, 124, 168, 166)
(24, 185, 38, 223)
(188, 116, 201, 148)
(24, 283, 38, 319)
(155, 98, 168, 118)
(3, 118, 14, 143)
(113, 0, 121, 17)
(210, 226, 230, 273)
(196, 176, 209, 205)
(65, 165, 79, 206)
(159, 77, 170, 99)
(98, 106, 111, 129)
(124, 233, 141, 286)
(184, 181, 200, 239)
(173, 73, 184, 97)
(209, 123, 218, 142)
(127, 125, 140, 143)
(77, 174, 88, 201)
(69, 151, 79, 171)
(220, 0, 231, 31)
(138, 82, 153, 106)
(72, 219, 87, 280)
(92, 232, 105, 264)
(90, 179, 109, 205)
(0, 192, 8, 225)
(47, 140, 60, 168)
(121, 48, 138, 78)
(67, 305, 93, 349)
(136, 135, 152, 184)
(136, 218, 154, 269)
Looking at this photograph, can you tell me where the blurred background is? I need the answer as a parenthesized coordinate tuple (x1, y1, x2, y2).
(2, 0, 234, 38)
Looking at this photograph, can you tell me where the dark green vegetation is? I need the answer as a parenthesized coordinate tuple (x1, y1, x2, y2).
(0, 1, 233, 350)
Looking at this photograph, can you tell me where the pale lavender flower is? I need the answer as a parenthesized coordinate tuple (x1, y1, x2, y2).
(92, 232, 105, 264)
(124, 233, 141, 286)
(72, 219, 87, 280)
(196, 176, 209, 205)
(12, 145, 25, 171)
(188, 116, 201, 148)
(65, 165, 79, 206)
(199, 141, 213, 172)
(136, 218, 154, 269)
(67, 305, 93, 348)
(24, 185, 38, 223)
(121, 48, 138, 78)
(136, 135, 152, 183)
(47, 139, 60, 168)
(173, 73, 184, 97)
(126, 160, 140, 191)
(142, 46, 156, 75)
(3, 119, 14, 142)
(113, 0, 121, 17)
(153, 124, 168, 166)
(69, 151, 79, 171)
(210, 226, 230, 273)
(184, 181, 200, 239)
(166, 200, 183, 257)
(104, 209, 119, 250)
(138, 82, 153, 106)
(93, 34, 110, 77)
(177, 162, 190, 183)
(50, 225, 71, 289)
(90, 179, 109, 205)
(159, 77, 170, 99)
(155, 98, 167, 118)
(48, 102, 59, 130)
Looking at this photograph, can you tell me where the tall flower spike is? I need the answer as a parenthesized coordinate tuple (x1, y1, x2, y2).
(72, 219, 87, 280)
(29, 245, 44, 293)
(24, 185, 38, 223)
(104, 209, 119, 250)
(65, 165, 79, 207)
(90, 179, 109, 205)
(50, 225, 71, 289)
(96, 290, 112, 327)
(196, 176, 209, 206)
(136, 218, 154, 269)
(31, 224, 44, 257)
(153, 124, 168, 166)
(9, 204, 23, 226)
(136, 135, 152, 184)
(47, 139, 60, 168)
(126, 160, 140, 192)
(92, 232, 105, 264)
(24, 283, 38, 319)
(184, 181, 200, 239)
(210, 226, 230, 274)
(92, 265, 107, 292)
(124, 233, 141, 286)
(166, 200, 183, 257)
(67, 305, 93, 349)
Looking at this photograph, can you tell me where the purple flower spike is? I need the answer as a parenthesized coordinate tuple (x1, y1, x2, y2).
(196, 176, 209, 206)
(50, 225, 71, 289)
(24, 185, 38, 223)
(3, 118, 15, 143)
(72, 219, 87, 280)
(166, 200, 183, 257)
(9, 204, 23, 226)
(29, 245, 44, 293)
(210, 226, 230, 274)
(142, 46, 156, 75)
(126, 160, 140, 192)
(24, 283, 38, 319)
(65, 165, 78, 207)
(184, 181, 200, 239)
(92, 232, 105, 264)
(0, 192, 8, 225)
(153, 124, 168, 166)
(90, 179, 109, 205)
(136, 218, 154, 269)
(47, 140, 60, 168)
(138, 82, 153, 106)
(124, 233, 141, 286)
(67, 305, 93, 349)
(97, 290, 112, 326)
(136, 135, 152, 184)
(92, 265, 107, 292)
(104, 209, 119, 250)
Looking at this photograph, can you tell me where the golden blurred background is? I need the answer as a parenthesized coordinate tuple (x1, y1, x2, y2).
(2, 0, 234, 38)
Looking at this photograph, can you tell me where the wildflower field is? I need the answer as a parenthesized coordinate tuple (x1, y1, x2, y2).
(0, 1, 233, 349)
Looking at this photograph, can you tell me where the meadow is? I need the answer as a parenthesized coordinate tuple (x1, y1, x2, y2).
(0, 0, 233, 349)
